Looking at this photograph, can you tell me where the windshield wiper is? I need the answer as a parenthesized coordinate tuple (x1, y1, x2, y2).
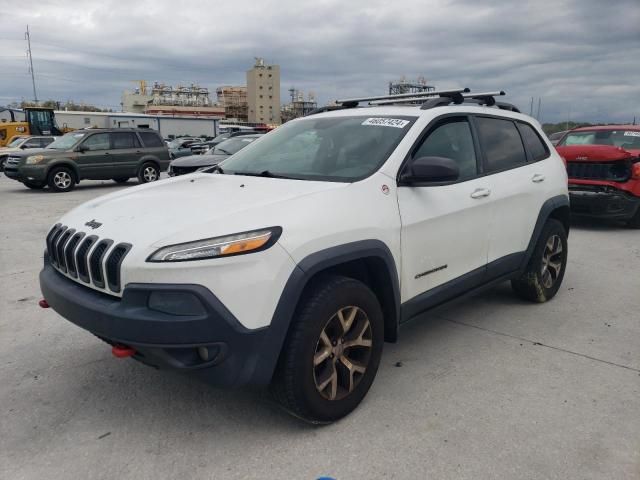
(215, 148, 232, 155)
(201, 164, 224, 174)
(234, 170, 294, 179)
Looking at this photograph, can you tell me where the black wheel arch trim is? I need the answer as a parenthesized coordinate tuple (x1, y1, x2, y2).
(521, 194, 570, 270)
(251, 240, 401, 386)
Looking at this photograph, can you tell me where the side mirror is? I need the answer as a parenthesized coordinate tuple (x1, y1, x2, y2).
(76, 145, 87, 153)
(400, 156, 460, 185)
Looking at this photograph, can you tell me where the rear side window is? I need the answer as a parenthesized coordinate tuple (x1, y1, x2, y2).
(519, 123, 549, 161)
(413, 118, 478, 180)
(111, 132, 141, 149)
(138, 131, 164, 148)
(475, 117, 526, 173)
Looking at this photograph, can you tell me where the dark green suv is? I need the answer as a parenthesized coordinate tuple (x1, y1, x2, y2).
(3, 129, 169, 192)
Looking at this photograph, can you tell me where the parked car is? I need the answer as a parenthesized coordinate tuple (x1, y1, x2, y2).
(168, 137, 203, 159)
(0, 135, 55, 171)
(168, 134, 264, 176)
(3, 129, 169, 192)
(38, 89, 569, 422)
(547, 130, 568, 146)
(555, 125, 640, 227)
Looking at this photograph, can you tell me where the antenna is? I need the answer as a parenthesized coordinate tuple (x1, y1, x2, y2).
(25, 25, 38, 104)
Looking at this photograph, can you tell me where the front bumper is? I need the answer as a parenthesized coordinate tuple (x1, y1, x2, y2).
(3, 163, 47, 182)
(569, 185, 640, 220)
(40, 262, 275, 387)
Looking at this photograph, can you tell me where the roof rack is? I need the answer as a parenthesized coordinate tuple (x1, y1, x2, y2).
(305, 88, 520, 116)
(336, 88, 470, 107)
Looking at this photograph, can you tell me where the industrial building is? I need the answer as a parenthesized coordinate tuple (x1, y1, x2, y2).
(54, 111, 220, 139)
(281, 88, 317, 123)
(121, 81, 223, 117)
(388, 76, 435, 95)
(247, 58, 281, 125)
(216, 86, 248, 122)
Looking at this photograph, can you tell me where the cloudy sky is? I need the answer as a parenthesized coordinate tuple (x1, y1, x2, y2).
(1, 0, 639, 123)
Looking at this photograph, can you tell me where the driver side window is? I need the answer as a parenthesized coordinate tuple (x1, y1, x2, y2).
(82, 133, 110, 151)
(413, 118, 478, 181)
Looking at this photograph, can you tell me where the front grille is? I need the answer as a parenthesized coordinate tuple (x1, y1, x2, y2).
(567, 160, 631, 182)
(46, 225, 132, 295)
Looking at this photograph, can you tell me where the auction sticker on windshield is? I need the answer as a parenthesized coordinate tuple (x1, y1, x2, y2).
(362, 118, 410, 128)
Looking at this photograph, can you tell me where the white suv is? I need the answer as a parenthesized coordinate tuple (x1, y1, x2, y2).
(39, 89, 570, 423)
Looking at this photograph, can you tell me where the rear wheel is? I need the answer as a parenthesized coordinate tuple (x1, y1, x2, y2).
(137, 163, 160, 183)
(23, 180, 46, 190)
(271, 275, 384, 423)
(47, 166, 75, 193)
(113, 177, 129, 184)
(511, 219, 568, 302)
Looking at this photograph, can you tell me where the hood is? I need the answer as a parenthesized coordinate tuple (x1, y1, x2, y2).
(0, 146, 22, 154)
(3, 147, 51, 158)
(556, 145, 637, 162)
(170, 154, 228, 168)
(58, 173, 347, 250)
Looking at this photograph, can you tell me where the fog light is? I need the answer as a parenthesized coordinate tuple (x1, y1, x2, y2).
(197, 346, 210, 361)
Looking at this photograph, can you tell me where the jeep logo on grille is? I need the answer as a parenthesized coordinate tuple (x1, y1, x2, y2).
(84, 219, 102, 230)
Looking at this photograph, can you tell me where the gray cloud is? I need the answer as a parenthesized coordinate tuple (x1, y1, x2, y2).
(1, 0, 638, 123)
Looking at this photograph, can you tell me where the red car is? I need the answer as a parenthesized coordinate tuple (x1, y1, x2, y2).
(556, 125, 640, 227)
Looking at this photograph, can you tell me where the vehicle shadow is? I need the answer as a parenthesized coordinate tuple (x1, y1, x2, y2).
(569, 216, 629, 231)
(0, 178, 140, 194)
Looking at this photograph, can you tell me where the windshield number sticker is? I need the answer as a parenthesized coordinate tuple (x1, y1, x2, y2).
(623, 131, 640, 137)
(362, 118, 410, 129)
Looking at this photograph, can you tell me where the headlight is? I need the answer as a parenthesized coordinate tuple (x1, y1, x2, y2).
(26, 155, 46, 164)
(147, 227, 282, 262)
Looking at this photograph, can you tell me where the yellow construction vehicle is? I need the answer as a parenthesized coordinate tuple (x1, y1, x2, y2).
(0, 107, 63, 147)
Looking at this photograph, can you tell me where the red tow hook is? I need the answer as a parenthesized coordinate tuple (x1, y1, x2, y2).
(111, 345, 136, 358)
(39, 299, 50, 309)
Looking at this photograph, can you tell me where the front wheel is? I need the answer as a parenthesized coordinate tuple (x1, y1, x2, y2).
(511, 219, 568, 302)
(47, 166, 76, 193)
(137, 163, 160, 184)
(271, 275, 384, 423)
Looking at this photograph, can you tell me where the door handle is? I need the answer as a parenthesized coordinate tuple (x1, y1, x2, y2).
(532, 173, 545, 183)
(470, 188, 491, 199)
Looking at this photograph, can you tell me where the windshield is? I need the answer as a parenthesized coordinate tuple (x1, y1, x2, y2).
(220, 116, 416, 182)
(211, 136, 257, 155)
(8, 136, 27, 147)
(560, 129, 640, 149)
(47, 132, 87, 150)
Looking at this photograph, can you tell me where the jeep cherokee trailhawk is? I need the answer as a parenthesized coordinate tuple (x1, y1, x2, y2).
(39, 89, 570, 423)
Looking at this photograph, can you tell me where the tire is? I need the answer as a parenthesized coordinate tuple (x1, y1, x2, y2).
(137, 162, 160, 184)
(47, 166, 75, 193)
(626, 208, 640, 229)
(23, 180, 46, 190)
(271, 275, 384, 424)
(113, 177, 129, 184)
(511, 219, 568, 303)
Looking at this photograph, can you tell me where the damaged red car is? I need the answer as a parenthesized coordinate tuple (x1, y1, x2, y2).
(556, 125, 640, 227)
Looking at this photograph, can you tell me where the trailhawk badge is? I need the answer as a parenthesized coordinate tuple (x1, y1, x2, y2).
(84, 219, 102, 230)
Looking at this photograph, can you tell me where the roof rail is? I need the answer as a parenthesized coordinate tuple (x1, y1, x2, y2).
(336, 88, 470, 107)
(462, 91, 505, 106)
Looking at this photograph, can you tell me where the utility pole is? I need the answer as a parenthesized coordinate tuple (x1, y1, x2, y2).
(530, 97, 534, 116)
(25, 25, 38, 105)
(536, 98, 542, 121)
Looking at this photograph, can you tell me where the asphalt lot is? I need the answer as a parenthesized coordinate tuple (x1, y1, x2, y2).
(1, 176, 639, 480)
